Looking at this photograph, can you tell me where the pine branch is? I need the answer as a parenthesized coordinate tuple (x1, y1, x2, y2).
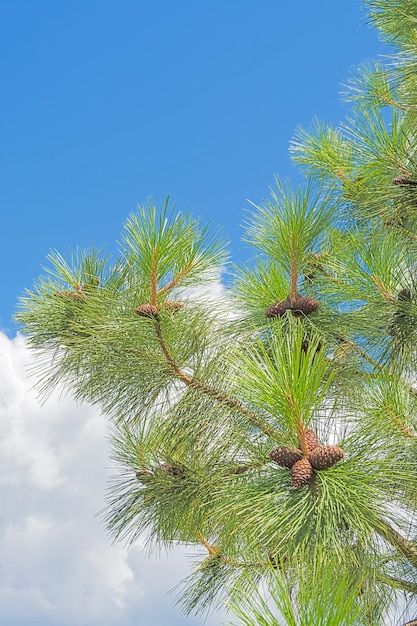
(199, 536, 278, 569)
(289, 232, 299, 303)
(379, 574, 417, 595)
(150, 248, 158, 307)
(376, 519, 417, 569)
(337, 336, 382, 370)
(384, 404, 417, 439)
(284, 390, 309, 455)
(153, 320, 281, 440)
(158, 260, 195, 295)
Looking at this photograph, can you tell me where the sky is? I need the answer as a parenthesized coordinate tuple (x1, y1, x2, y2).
(0, 1, 390, 625)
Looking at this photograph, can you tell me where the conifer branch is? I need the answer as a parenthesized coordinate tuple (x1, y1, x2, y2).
(285, 391, 309, 455)
(199, 537, 277, 569)
(384, 405, 417, 439)
(375, 90, 408, 111)
(199, 536, 219, 557)
(296, 423, 309, 456)
(372, 275, 396, 302)
(289, 233, 298, 303)
(379, 574, 417, 595)
(158, 261, 195, 295)
(337, 336, 382, 370)
(153, 320, 281, 439)
(376, 519, 417, 569)
(150, 248, 159, 307)
(16, 7, 417, 619)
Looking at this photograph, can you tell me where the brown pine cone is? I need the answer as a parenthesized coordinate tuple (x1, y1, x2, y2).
(291, 295, 319, 316)
(135, 303, 159, 318)
(160, 462, 184, 477)
(265, 300, 291, 318)
(393, 176, 417, 186)
(135, 470, 153, 481)
(163, 300, 184, 312)
(309, 445, 344, 470)
(268, 552, 287, 570)
(398, 288, 412, 302)
(291, 458, 313, 488)
(301, 339, 323, 354)
(269, 446, 303, 468)
(230, 465, 250, 475)
(54, 289, 86, 300)
(303, 428, 320, 452)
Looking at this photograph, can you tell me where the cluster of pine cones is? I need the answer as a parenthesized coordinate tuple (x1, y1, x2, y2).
(135, 301, 183, 318)
(269, 428, 344, 488)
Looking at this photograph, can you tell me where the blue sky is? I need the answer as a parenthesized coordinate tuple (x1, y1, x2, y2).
(1, 0, 386, 337)
(0, 2, 390, 625)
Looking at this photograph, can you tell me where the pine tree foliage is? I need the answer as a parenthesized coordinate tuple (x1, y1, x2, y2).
(14, 2, 417, 624)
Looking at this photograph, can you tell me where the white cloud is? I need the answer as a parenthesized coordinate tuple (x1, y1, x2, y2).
(0, 331, 227, 626)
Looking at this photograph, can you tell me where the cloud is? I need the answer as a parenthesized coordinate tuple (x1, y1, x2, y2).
(0, 332, 227, 626)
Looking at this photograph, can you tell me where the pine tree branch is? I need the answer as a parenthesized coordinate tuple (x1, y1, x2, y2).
(153, 320, 281, 440)
(379, 573, 417, 595)
(337, 336, 382, 370)
(372, 275, 396, 302)
(158, 261, 195, 295)
(289, 232, 298, 303)
(384, 405, 417, 440)
(284, 391, 309, 455)
(150, 248, 159, 307)
(199, 536, 276, 569)
(228, 461, 268, 475)
(376, 519, 417, 569)
(199, 536, 219, 557)
(374, 89, 408, 111)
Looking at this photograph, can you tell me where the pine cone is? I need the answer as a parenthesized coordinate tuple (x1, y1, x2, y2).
(268, 552, 287, 570)
(163, 300, 184, 312)
(398, 288, 412, 302)
(54, 289, 86, 300)
(265, 300, 290, 318)
(135, 470, 153, 482)
(393, 176, 417, 186)
(135, 303, 159, 318)
(309, 445, 344, 470)
(303, 428, 320, 452)
(301, 340, 323, 355)
(230, 465, 250, 475)
(291, 458, 313, 488)
(269, 446, 302, 468)
(291, 295, 319, 316)
(160, 462, 184, 477)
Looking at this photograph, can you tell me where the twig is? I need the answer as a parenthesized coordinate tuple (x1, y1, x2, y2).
(150, 248, 158, 307)
(158, 261, 195, 295)
(154, 320, 281, 440)
(289, 233, 298, 303)
(379, 573, 417, 595)
(199, 536, 277, 569)
(384, 404, 417, 440)
(376, 519, 417, 570)
(337, 336, 381, 370)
